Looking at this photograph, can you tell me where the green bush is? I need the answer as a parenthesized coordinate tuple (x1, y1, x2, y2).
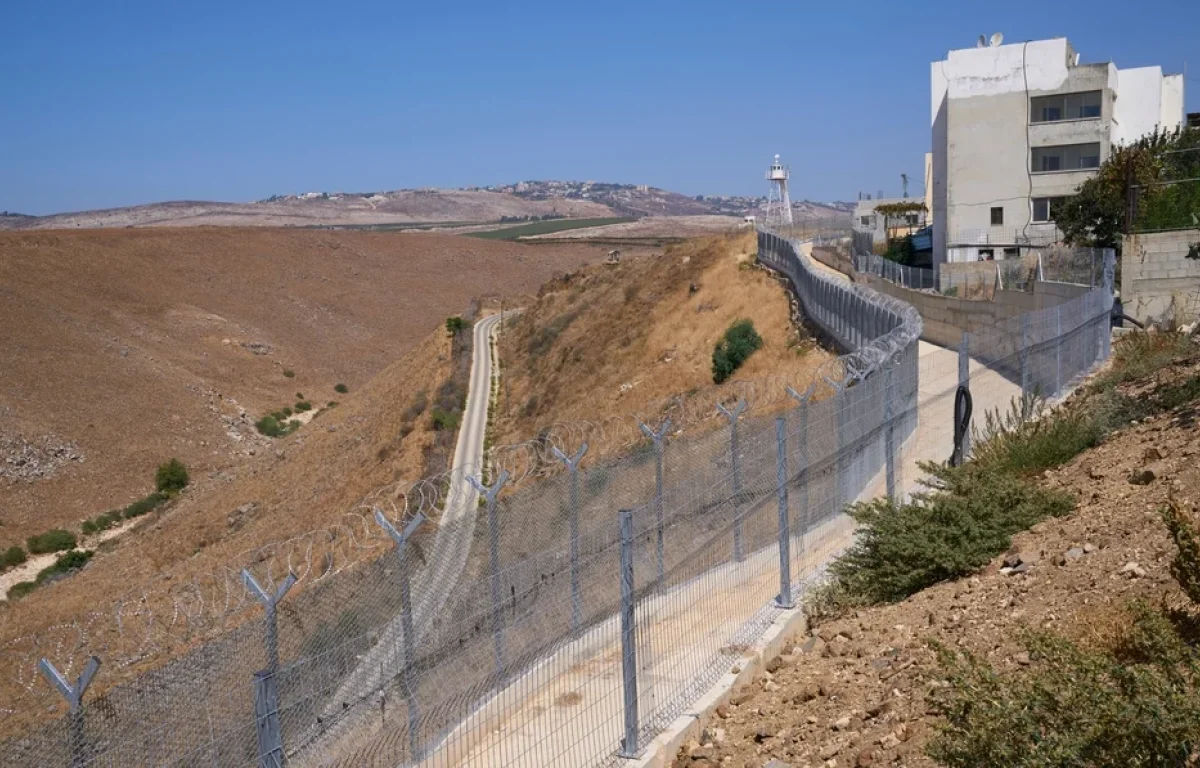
(2, 545, 26, 569)
(1162, 499, 1200, 605)
(712, 319, 764, 384)
(26, 529, 77, 555)
(81, 520, 98, 535)
(123, 492, 168, 519)
(334, 383, 349, 394)
(430, 409, 461, 432)
(36, 550, 93, 584)
(283, 369, 295, 378)
(255, 415, 298, 438)
(445, 316, 467, 335)
(928, 627, 1200, 767)
(294, 400, 312, 412)
(813, 462, 1073, 611)
(155, 458, 189, 494)
(7, 581, 36, 600)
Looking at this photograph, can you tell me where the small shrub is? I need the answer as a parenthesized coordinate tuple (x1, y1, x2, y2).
(255, 415, 297, 438)
(123, 492, 168, 519)
(281, 406, 293, 417)
(81, 520, 98, 535)
(929, 629, 1200, 767)
(155, 458, 189, 494)
(26, 529, 77, 555)
(36, 549, 93, 584)
(403, 390, 428, 422)
(1162, 499, 1200, 605)
(327, 400, 337, 408)
(523, 395, 539, 418)
(283, 369, 295, 378)
(7, 581, 36, 600)
(296, 392, 304, 399)
(430, 409, 461, 432)
(1095, 330, 1199, 389)
(294, 400, 312, 412)
(334, 383, 349, 394)
(1, 545, 26, 569)
(445, 316, 467, 335)
(712, 319, 763, 384)
(942, 286, 959, 297)
(814, 462, 1073, 611)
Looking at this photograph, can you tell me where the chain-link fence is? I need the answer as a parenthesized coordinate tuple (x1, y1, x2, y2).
(1, 228, 1114, 767)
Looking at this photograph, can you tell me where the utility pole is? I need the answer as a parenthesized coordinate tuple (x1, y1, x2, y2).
(901, 173, 909, 199)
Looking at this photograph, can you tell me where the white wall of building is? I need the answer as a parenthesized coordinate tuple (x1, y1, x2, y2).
(1114, 67, 1165, 146)
(1162, 74, 1185, 131)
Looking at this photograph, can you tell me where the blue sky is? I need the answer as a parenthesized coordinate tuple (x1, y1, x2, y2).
(2, 0, 1197, 215)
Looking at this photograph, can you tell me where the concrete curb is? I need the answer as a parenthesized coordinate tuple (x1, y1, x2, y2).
(628, 606, 810, 768)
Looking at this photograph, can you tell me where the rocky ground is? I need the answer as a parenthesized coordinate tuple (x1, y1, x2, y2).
(674, 348, 1200, 768)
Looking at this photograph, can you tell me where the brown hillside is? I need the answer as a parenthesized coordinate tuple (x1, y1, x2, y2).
(495, 232, 833, 457)
(0, 228, 601, 544)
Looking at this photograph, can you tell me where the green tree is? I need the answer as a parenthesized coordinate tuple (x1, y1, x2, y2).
(445, 316, 467, 335)
(712, 320, 764, 384)
(1057, 127, 1200, 251)
(155, 458, 190, 494)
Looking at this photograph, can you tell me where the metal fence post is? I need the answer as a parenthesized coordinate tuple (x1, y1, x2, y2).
(885, 361, 897, 499)
(716, 400, 748, 561)
(774, 417, 794, 609)
(958, 332, 971, 459)
(639, 420, 671, 584)
(552, 445, 589, 630)
(375, 509, 428, 761)
(787, 386, 816, 549)
(242, 569, 296, 768)
(828, 376, 849, 507)
(469, 471, 511, 680)
(618, 509, 639, 758)
(1019, 313, 1031, 397)
(39, 656, 100, 768)
(1054, 305, 1063, 396)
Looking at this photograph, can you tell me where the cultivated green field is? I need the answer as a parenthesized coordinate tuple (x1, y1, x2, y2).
(466, 217, 634, 241)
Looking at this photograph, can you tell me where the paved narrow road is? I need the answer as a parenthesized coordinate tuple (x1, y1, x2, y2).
(301, 311, 508, 763)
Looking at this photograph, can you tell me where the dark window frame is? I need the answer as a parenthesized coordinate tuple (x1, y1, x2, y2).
(1030, 91, 1103, 123)
(990, 206, 1004, 226)
(1031, 143, 1102, 173)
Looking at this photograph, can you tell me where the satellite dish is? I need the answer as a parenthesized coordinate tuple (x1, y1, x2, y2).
(990, 32, 1004, 47)
(977, 35, 986, 48)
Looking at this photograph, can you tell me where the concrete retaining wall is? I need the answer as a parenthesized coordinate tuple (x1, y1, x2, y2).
(1122, 230, 1200, 326)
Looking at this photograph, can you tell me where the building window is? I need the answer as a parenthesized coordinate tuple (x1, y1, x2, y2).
(1032, 196, 1068, 223)
(1003, 247, 1020, 259)
(1031, 143, 1102, 173)
(990, 206, 1004, 226)
(905, 213, 920, 225)
(978, 249, 995, 261)
(1030, 91, 1102, 123)
(860, 216, 872, 227)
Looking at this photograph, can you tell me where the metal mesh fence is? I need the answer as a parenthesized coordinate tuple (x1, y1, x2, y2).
(0, 229, 1113, 767)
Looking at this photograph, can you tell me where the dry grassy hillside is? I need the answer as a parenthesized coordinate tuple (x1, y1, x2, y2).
(0, 228, 600, 544)
(494, 232, 833, 454)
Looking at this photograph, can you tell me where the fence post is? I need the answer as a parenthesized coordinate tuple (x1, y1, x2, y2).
(618, 509, 640, 758)
(242, 569, 296, 768)
(375, 509, 428, 761)
(39, 656, 100, 768)
(958, 332, 971, 458)
(469, 471, 511, 680)
(1019, 313, 1031, 397)
(885, 361, 897, 499)
(552, 445, 589, 631)
(828, 375, 850, 507)
(786, 385, 814, 551)
(639, 420, 671, 584)
(1054, 305, 1063, 396)
(774, 417, 794, 608)
(716, 400, 748, 562)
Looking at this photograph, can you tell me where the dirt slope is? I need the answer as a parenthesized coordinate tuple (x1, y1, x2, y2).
(494, 232, 832, 457)
(0, 191, 615, 230)
(673, 347, 1200, 768)
(0, 228, 601, 544)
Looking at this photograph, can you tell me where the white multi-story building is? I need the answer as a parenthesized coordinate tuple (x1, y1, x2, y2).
(931, 37, 1185, 264)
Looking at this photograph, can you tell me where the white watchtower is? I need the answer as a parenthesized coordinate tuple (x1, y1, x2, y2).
(764, 154, 793, 227)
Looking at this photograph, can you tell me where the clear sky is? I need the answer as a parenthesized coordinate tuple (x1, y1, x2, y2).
(2, 0, 1198, 215)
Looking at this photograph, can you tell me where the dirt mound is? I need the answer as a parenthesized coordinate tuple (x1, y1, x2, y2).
(494, 232, 833, 457)
(673, 346, 1200, 768)
(0, 227, 601, 545)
